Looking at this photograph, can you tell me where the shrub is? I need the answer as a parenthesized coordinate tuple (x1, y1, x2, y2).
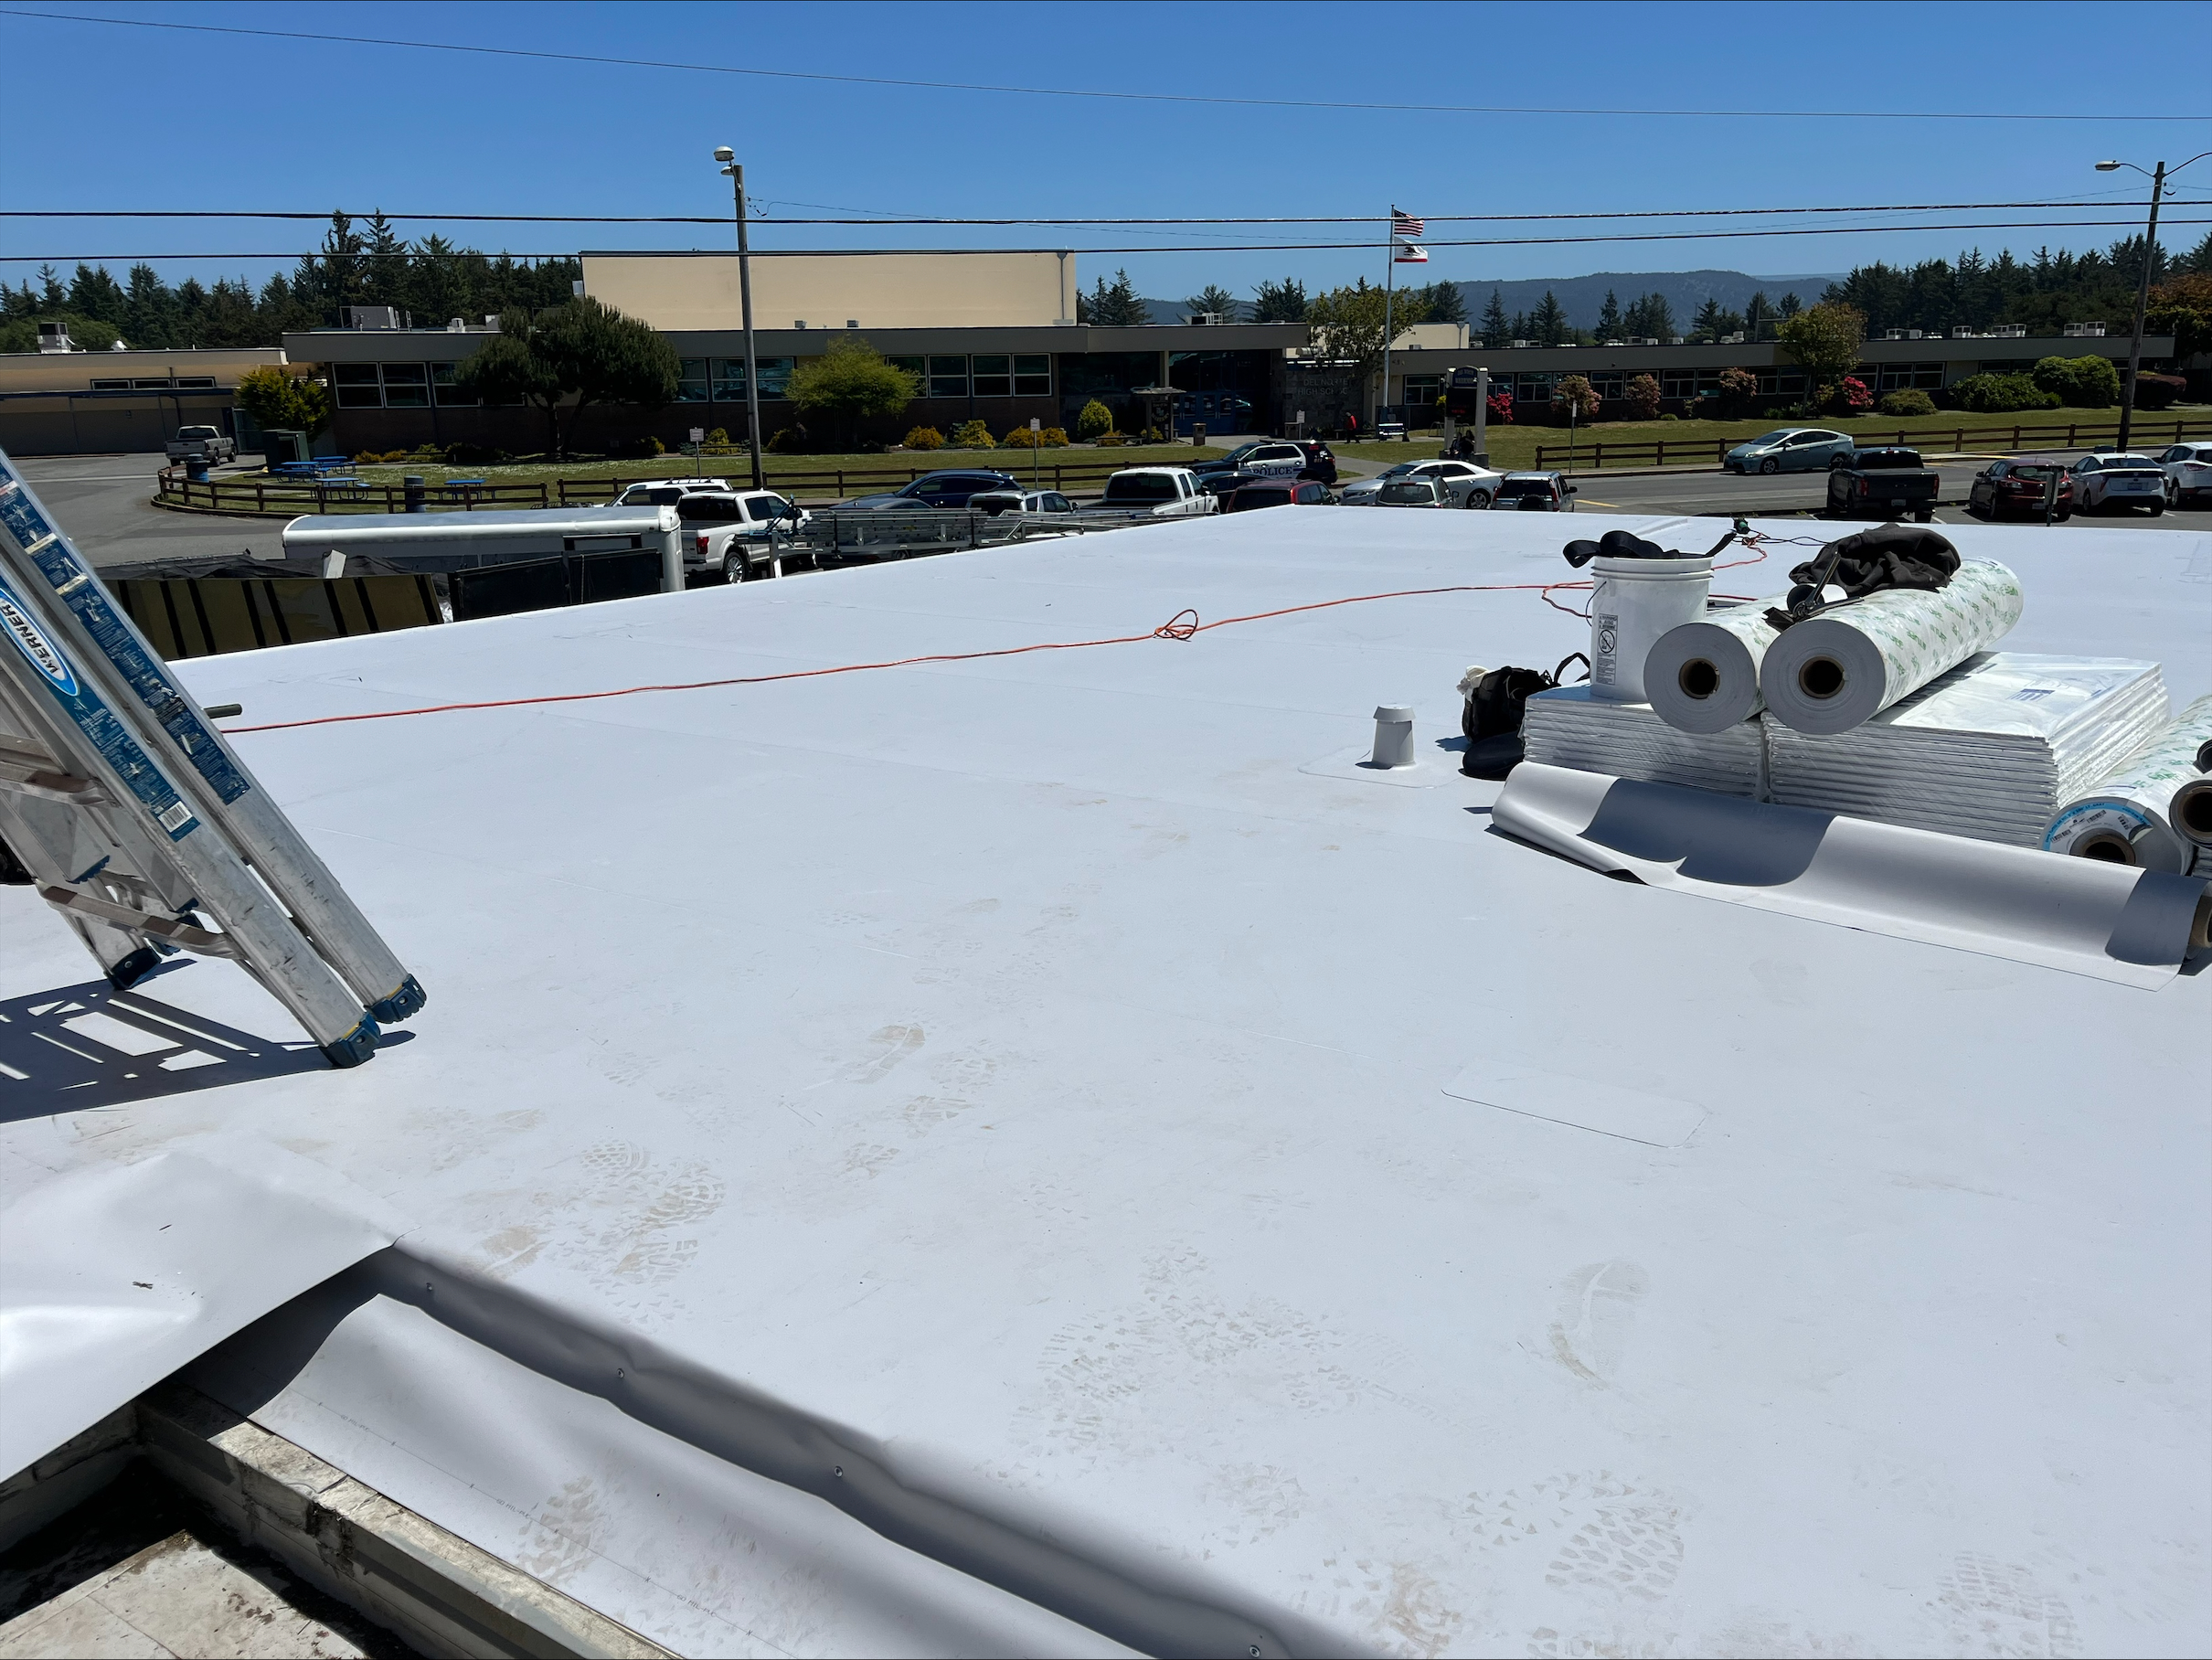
(1620, 374, 1661, 420)
(903, 425, 944, 450)
(1551, 374, 1601, 425)
(1486, 389, 1515, 426)
(1716, 366, 1759, 417)
(949, 419, 996, 449)
(2132, 370, 2185, 411)
(1951, 372, 2060, 413)
(608, 434, 665, 459)
(1837, 376, 1873, 413)
(1878, 388, 1936, 417)
(1000, 425, 1041, 449)
(1659, 411, 1680, 421)
(2032, 354, 2120, 409)
(706, 427, 729, 445)
(1139, 426, 1164, 443)
(1038, 426, 1069, 447)
(766, 427, 806, 452)
(442, 442, 509, 464)
(1076, 399, 1115, 441)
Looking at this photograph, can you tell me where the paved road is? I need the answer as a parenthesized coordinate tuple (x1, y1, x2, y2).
(9, 453, 291, 569)
(1562, 458, 2196, 532)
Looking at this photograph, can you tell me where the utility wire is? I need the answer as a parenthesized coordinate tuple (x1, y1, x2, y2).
(5, 201, 2207, 226)
(7, 218, 2204, 263)
(0, 6, 2200, 124)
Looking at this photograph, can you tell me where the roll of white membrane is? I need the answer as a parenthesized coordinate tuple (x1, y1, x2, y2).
(1643, 598, 1787, 733)
(2046, 692, 2212, 872)
(1760, 559, 2024, 735)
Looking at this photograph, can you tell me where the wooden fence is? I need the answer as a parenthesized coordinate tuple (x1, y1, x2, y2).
(154, 454, 1175, 517)
(1529, 417, 2212, 474)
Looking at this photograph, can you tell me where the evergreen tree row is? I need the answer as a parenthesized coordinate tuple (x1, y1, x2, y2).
(0, 211, 581, 352)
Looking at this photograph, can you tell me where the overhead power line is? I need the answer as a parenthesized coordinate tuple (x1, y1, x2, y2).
(0, 6, 2201, 124)
(5, 200, 2206, 226)
(6, 217, 2206, 263)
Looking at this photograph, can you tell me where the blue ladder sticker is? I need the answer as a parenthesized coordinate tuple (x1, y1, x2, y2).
(0, 568, 200, 842)
(1, 466, 251, 804)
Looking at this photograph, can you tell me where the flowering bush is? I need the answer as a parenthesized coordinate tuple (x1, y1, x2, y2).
(949, 419, 996, 448)
(902, 426, 944, 450)
(1550, 374, 1600, 424)
(1717, 367, 1759, 416)
(1837, 376, 1873, 413)
(1038, 426, 1069, 447)
(1621, 374, 1662, 420)
(1486, 389, 1515, 425)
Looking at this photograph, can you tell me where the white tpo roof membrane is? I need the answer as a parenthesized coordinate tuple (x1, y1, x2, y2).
(3, 508, 2207, 1657)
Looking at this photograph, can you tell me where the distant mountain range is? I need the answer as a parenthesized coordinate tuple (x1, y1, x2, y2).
(1144, 270, 1847, 329)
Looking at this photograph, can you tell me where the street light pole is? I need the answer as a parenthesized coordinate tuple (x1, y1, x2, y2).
(716, 146, 765, 492)
(2095, 151, 2208, 454)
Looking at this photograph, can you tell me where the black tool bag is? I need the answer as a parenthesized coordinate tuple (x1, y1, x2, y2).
(1769, 524, 1961, 629)
(1461, 654, 1590, 779)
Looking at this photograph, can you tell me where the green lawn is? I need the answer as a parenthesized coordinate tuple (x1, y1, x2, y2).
(335, 442, 1226, 490)
(1340, 406, 2207, 472)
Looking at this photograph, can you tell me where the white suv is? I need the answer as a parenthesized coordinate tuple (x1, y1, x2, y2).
(2068, 452, 2166, 516)
(613, 478, 730, 505)
(676, 490, 811, 580)
(2157, 442, 2212, 508)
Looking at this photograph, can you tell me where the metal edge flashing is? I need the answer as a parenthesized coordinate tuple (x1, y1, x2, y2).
(133, 1379, 672, 1660)
(0, 1404, 140, 1555)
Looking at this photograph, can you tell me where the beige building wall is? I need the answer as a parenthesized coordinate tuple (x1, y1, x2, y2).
(580, 252, 1076, 332)
(0, 346, 284, 394)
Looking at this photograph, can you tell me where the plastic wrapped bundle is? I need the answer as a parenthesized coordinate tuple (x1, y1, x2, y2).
(1523, 686, 1766, 798)
(1760, 559, 2025, 735)
(1644, 597, 1788, 733)
(2045, 692, 2212, 872)
(1766, 654, 2168, 847)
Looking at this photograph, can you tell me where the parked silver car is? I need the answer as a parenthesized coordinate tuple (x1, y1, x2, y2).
(2157, 441, 2212, 507)
(1340, 458, 1506, 507)
(1723, 429, 1856, 474)
(1373, 477, 1452, 508)
(2068, 452, 2165, 516)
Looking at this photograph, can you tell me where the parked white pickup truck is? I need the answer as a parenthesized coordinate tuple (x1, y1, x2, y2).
(677, 489, 811, 580)
(165, 424, 237, 463)
(1091, 467, 1216, 517)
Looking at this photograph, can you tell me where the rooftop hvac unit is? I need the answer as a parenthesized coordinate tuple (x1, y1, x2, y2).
(36, 322, 72, 353)
(447, 317, 466, 331)
(344, 305, 401, 330)
(1886, 328, 1907, 340)
(1668, 335, 1686, 345)
(1951, 326, 1981, 338)
(2063, 322, 2108, 337)
(1510, 339, 1533, 348)
(1990, 325, 2027, 338)
(1721, 333, 1746, 344)
(1186, 311, 1224, 325)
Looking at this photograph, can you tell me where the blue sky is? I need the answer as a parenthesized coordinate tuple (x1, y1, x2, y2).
(4, 0, 2207, 303)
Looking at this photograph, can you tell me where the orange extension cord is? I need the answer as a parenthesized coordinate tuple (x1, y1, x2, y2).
(221, 540, 1780, 737)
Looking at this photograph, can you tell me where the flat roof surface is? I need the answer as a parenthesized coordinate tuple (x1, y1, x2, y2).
(5, 508, 2208, 1656)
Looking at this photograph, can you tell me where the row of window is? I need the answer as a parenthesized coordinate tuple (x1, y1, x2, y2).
(333, 362, 480, 409)
(88, 377, 218, 391)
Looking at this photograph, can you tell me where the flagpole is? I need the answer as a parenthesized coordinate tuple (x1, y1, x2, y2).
(1379, 205, 1395, 440)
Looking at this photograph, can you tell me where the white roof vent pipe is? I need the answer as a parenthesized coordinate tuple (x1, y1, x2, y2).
(1371, 705, 1416, 769)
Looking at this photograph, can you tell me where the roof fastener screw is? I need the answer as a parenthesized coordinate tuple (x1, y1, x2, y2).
(834, 1465, 844, 1478)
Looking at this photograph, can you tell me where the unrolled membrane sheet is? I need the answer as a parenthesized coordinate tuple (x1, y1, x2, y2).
(1765, 653, 2169, 847)
(2046, 692, 2212, 873)
(1643, 597, 1788, 733)
(1760, 559, 2025, 734)
(1492, 761, 2210, 988)
(1522, 686, 1764, 796)
(0, 1141, 402, 1479)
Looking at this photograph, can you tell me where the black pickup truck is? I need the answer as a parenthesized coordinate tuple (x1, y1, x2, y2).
(1824, 446, 1941, 522)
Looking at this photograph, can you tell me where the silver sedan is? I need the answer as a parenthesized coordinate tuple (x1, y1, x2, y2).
(1723, 428, 1856, 474)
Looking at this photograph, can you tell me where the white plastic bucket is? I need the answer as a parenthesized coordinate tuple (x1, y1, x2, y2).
(1588, 555, 1713, 702)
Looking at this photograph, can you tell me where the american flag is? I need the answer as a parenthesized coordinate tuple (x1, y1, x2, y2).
(1391, 210, 1425, 238)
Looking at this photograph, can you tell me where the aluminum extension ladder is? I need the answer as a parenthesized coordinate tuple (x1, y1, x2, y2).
(0, 448, 422, 1067)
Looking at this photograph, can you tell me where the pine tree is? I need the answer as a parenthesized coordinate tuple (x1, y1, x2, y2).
(1779, 292, 1803, 318)
(1531, 291, 1569, 346)
(1480, 288, 1509, 349)
(1597, 290, 1622, 339)
(1186, 283, 1239, 319)
(1085, 268, 1147, 327)
(123, 263, 175, 348)
(1746, 291, 1771, 337)
(1251, 276, 1307, 322)
(1415, 281, 1467, 325)
(67, 263, 128, 325)
(1691, 298, 1726, 342)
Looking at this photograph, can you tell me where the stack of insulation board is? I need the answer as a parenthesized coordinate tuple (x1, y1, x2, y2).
(1762, 652, 2168, 845)
(1522, 685, 1765, 796)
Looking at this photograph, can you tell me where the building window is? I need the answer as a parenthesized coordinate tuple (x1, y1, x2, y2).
(887, 356, 925, 389)
(755, 357, 793, 399)
(132, 378, 174, 390)
(1014, 354, 1051, 396)
(431, 362, 476, 406)
(1755, 370, 1808, 396)
(928, 355, 968, 399)
(972, 355, 1013, 397)
(379, 363, 430, 409)
(174, 376, 217, 389)
(1401, 375, 1441, 407)
(676, 358, 709, 402)
(90, 378, 129, 390)
(1587, 372, 1625, 399)
(334, 362, 382, 408)
(1515, 373, 1555, 400)
(707, 358, 742, 401)
(1871, 360, 1945, 391)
